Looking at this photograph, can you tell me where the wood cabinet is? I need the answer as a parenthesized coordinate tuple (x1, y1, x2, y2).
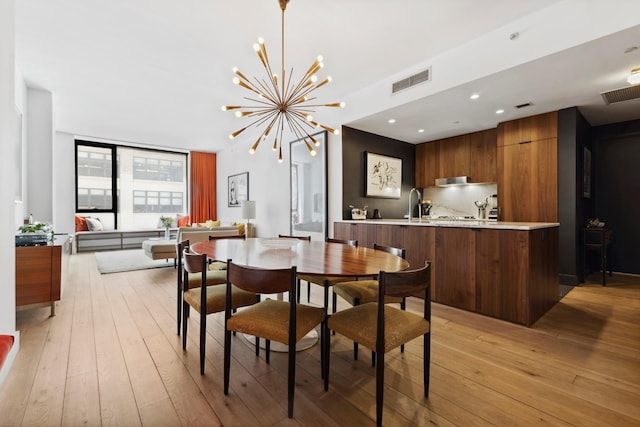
(438, 134, 470, 179)
(497, 111, 558, 147)
(497, 137, 558, 222)
(497, 111, 558, 222)
(415, 142, 438, 188)
(415, 128, 496, 187)
(335, 221, 559, 326)
(434, 228, 476, 311)
(469, 128, 497, 183)
(15, 235, 71, 316)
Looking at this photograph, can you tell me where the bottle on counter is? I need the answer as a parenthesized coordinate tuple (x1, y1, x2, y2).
(28, 213, 33, 224)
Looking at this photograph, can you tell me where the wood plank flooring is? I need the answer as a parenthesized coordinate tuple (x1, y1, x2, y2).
(1, 253, 638, 426)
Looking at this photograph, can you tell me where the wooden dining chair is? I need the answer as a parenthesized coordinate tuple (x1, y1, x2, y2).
(182, 249, 258, 375)
(224, 261, 327, 418)
(324, 262, 432, 427)
(332, 243, 407, 363)
(176, 239, 228, 335)
(278, 234, 312, 302)
(207, 233, 247, 270)
(297, 237, 359, 307)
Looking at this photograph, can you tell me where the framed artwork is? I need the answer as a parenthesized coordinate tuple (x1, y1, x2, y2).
(365, 152, 402, 198)
(228, 172, 249, 207)
(583, 147, 591, 198)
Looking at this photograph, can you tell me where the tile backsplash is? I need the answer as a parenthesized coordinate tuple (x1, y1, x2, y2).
(421, 183, 497, 218)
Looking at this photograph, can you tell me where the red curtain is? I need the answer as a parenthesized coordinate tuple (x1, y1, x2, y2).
(190, 151, 217, 223)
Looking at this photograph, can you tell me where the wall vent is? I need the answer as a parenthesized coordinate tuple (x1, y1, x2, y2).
(600, 85, 640, 105)
(515, 102, 533, 109)
(392, 67, 431, 94)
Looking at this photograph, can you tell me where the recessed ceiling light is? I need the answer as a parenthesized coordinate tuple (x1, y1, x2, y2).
(418, 129, 424, 133)
(388, 119, 396, 124)
(496, 109, 505, 114)
(470, 93, 480, 100)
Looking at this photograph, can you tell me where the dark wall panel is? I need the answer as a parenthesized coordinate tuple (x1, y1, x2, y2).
(341, 126, 416, 220)
(592, 119, 640, 274)
(558, 107, 591, 285)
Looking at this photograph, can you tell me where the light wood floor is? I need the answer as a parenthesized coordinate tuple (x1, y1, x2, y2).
(1, 253, 639, 426)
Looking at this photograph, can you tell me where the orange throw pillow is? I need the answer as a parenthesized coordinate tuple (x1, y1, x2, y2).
(177, 215, 190, 227)
(75, 215, 89, 232)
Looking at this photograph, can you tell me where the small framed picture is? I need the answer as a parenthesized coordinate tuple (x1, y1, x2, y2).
(365, 152, 402, 198)
(228, 172, 249, 207)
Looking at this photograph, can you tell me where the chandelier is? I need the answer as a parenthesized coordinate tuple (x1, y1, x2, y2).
(222, 0, 345, 162)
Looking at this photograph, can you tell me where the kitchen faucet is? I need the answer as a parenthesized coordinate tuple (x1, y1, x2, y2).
(408, 188, 422, 223)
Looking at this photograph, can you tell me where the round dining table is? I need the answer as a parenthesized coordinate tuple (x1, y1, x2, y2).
(190, 237, 410, 278)
(191, 237, 410, 351)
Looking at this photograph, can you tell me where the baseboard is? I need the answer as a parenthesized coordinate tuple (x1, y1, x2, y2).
(559, 274, 580, 286)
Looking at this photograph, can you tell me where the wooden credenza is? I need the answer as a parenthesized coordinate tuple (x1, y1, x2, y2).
(15, 235, 71, 316)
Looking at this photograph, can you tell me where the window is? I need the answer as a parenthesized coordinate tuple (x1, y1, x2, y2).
(133, 157, 184, 181)
(76, 140, 188, 229)
(133, 190, 183, 213)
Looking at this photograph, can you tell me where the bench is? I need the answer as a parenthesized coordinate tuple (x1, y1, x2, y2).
(75, 228, 176, 252)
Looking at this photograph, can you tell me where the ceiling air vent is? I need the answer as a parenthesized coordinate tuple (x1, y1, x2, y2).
(600, 85, 640, 105)
(392, 67, 431, 94)
(515, 102, 533, 109)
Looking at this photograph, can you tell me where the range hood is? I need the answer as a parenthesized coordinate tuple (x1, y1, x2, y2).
(435, 176, 469, 187)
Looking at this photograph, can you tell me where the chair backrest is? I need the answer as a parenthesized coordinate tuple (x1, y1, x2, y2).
(176, 239, 190, 288)
(182, 247, 208, 293)
(226, 260, 297, 296)
(378, 261, 431, 308)
(278, 234, 311, 241)
(326, 237, 358, 247)
(373, 243, 406, 260)
(209, 233, 246, 240)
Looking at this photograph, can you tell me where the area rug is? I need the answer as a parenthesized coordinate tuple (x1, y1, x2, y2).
(95, 249, 174, 274)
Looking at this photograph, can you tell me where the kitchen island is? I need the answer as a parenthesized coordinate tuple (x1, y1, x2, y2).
(335, 219, 559, 326)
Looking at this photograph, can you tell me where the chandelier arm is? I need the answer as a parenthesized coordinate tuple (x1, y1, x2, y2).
(235, 110, 280, 134)
(251, 77, 280, 105)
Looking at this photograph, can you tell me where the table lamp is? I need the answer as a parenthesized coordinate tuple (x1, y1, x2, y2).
(241, 200, 256, 237)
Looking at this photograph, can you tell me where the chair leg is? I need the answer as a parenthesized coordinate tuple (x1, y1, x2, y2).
(401, 298, 406, 353)
(296, 279, 301, 303)
(176, 288, 182, 335)
(332, 292, 337, 314)
(255, 337, 260, 356)
(266, 340, 271, 364)
(353, 298, 360, 360)
(182, 301, 189, 350)
(200, 311, 206, 375)
(424, 333, 430, 397)
(376, 350, 384, 427)
(288, 338, 296, 418)
(223, 327, 231, 395)
(307, 282, 311, 303)
(371, 350, 375, 367)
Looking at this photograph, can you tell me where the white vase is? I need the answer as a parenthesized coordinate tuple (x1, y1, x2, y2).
(164, 227, 170, 240)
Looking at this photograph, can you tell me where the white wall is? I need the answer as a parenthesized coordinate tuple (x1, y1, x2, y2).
(53, 132, 76, 235)
(0, 0, 19, 384)
(26, 88, 54, 224)
(216, 139, 289, 239)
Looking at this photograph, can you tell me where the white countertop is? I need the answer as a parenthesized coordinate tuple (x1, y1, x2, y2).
(337, 219, 559, 230)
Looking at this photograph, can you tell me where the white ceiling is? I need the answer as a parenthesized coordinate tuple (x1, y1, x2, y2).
(15, 0, 640, 153)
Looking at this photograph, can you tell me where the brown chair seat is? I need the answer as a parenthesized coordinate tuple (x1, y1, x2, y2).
(332, 280, 403, 306)
(227, 299, 325, 344)
(183, 284, 256, 314)
(327, 303, 429, 353)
